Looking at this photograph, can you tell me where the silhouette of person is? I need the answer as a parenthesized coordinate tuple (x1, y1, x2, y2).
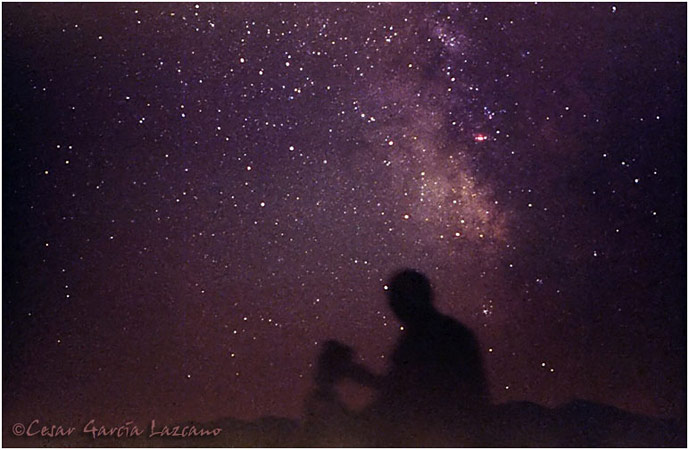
(305, 269, 490, 446)
(376, 269, 488, 408)
(363, 269, 490, 445)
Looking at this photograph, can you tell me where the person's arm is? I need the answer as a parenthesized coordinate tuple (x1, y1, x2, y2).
(346, 362, 385, 390)
(315, 340, 385, 390)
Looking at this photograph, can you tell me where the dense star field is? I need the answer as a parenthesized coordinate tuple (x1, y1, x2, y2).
(3, 2, 686, 430)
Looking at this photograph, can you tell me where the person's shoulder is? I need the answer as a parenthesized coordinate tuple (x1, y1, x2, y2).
(437, 314, 476, 340)
(437, 313, 465, 328)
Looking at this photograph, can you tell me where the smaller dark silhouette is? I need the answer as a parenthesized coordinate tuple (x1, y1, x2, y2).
(300, 340, 374, 446)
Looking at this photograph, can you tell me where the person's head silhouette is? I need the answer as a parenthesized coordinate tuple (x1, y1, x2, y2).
(386, 269, 435, 326)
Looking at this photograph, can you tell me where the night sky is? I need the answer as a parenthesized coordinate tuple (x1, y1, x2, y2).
(3, 2, 686, 428)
